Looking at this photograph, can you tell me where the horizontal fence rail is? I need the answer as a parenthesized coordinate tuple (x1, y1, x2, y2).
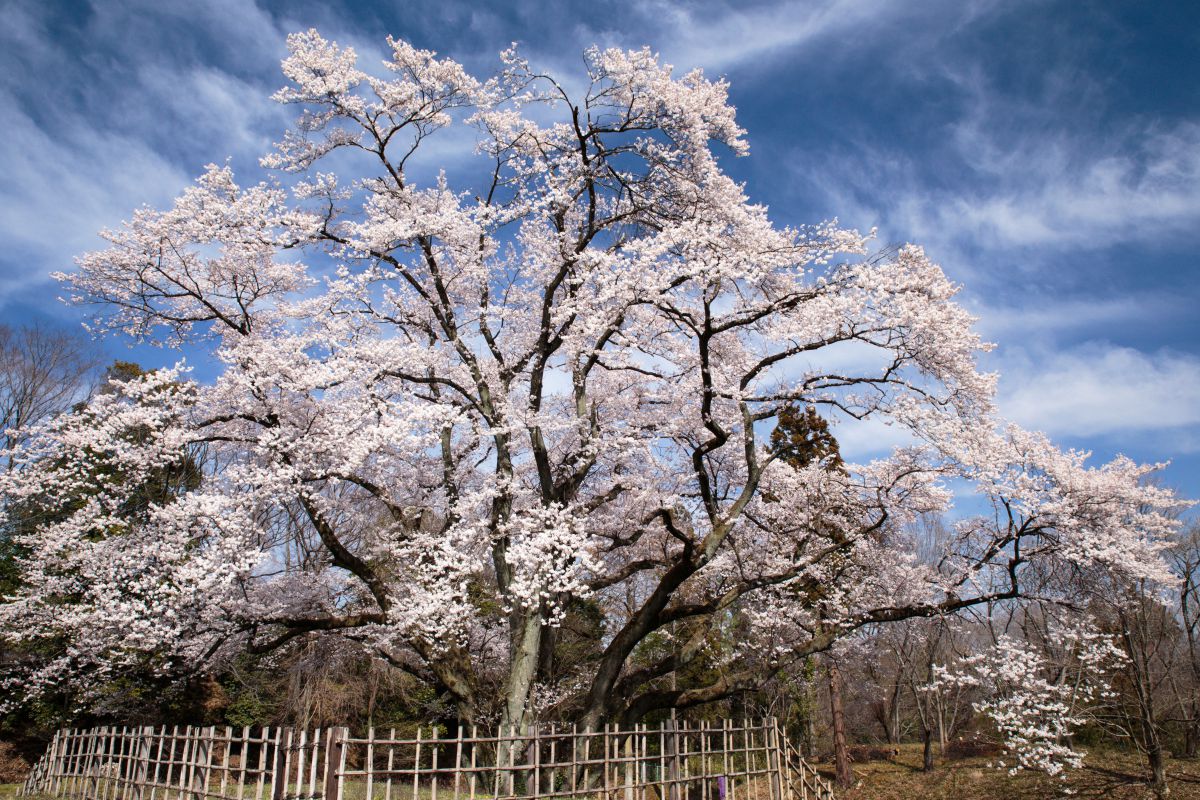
(21, 719, 834, 800)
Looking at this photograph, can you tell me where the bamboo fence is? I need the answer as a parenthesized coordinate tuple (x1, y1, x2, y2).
(20, 718, 834, 800)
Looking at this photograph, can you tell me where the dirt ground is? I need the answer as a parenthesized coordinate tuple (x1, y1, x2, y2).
(815, 743, 1200, 799)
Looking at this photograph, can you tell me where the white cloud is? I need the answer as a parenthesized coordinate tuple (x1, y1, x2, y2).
(944, 122, 1200, 249)
(998, 343, 1200, 441)
(969, 292, 1188, 341)
(0, 92, 189, 297)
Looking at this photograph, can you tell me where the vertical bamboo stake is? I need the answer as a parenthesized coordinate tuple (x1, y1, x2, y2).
(271, 729, 289, 800)
(322, 729, 345, 800)
(219, 727, 232, 800)
(365, 727, 375, 800)
(203, 727, 217, 800)
(74, 728, 88, 798)
(73, 728, 86, 798)
(490, 729, 501, 800)
(126, 727, 140, 800)
(453, 726, 464, 800)
(770, 721, 785, 800)
(255, 728, 270, 800)
(311, 729, 323, 799)
(601, 725, 610, 800)
(580, 725, 590, 800)
(384, 728, 396, 800)
(60, 728, 73, 798)
(111, 726, 125, 800)
(42, 729, 60, 797)
(412, 727, 422, 800)
(236, 724, 250, 800)
(120, 727, 132, 800)
(175, 727, 192, 800)
(719, 721, 730, 800)
(531, 725, 539, 800)
(82, 727, 99, 799)
(430, 726, 439, 800)
(293, 730, 306, 800)
(336, 728, 349, 800)
(506, 726, 515, 800)
(150, 727, 168, 800)
(66, 729, 79, 799)
(265, 728, 281, 800)
(546, 726, 556, 799)
(236, 727, 249, 800)
(679, 722, 689, 800)
(467, 726, 478, 800)
(569, 724, 578, 799)
(122, 727, 134, 800)
(58, 728, 71, 797)
(665, 719, 678, 800)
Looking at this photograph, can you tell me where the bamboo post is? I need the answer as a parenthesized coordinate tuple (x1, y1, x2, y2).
(384, 728, 396, 800)
(665, 719, 679, 800)
(679, 722, 689, 800)
(490, 728, 501, 800)
(219, 727, 232, 800)
(176, 727, 193, 800)
(602, 725, 611, 800)
(293, 730, 306, 800)
(569, 724, 578, 799)
(467, 726, 478, 800)
(256, 728, 271, 800)
(268, 728, 285, 800)
(126, 727, 139, 800)
(453, 726, 464, 800)
(622, 725, 632, 800)
(236, 727, 248, 800)
(546, 726, 556, 798)
(530, 725, 539, 800)
(47, 729, 66, 797)
(506, 725, 516, 799)
(363, 727, 374, 800)
(580, 725, 591, 798)
(412, 727, 422, 800)
(151, 726, 168, 800)
(770, 721, 786, 800)
(323, 728, 345, 800)
(132, 726, 154, 800)
(202, 726, 217, 800)
(272, 734, 288, 800)
(83, 727, 100, 798)
(57, 728, 70, 798)
(430, 726, 439, 800)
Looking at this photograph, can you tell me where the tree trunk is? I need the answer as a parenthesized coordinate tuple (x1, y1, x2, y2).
(922, 726, 934, 772)
(1149, 744, 1169, 797)
(828, 660, 854, 789)
(496, 609, 544, 772)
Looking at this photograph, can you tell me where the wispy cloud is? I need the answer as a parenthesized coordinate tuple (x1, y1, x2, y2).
(998, 343, 1200, 443)
(0, 93, 189, 297)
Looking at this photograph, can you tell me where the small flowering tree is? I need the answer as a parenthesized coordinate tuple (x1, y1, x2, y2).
(0, 31, 1187, 733)
(928, 624, 1127, 779)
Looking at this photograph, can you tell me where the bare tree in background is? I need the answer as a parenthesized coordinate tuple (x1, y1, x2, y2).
(0, 323, 98, 468)
(1169, 524, 1200, 758)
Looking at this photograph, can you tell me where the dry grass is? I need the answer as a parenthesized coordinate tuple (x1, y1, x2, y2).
(814, 743, 1200, 799)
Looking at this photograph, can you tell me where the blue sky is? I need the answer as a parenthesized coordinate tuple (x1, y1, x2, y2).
(2, 0, 1198, 499)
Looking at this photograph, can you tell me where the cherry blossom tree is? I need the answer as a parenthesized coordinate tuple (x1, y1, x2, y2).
(927, 622, 1127, 779)
(0, 31, 1187, 738)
